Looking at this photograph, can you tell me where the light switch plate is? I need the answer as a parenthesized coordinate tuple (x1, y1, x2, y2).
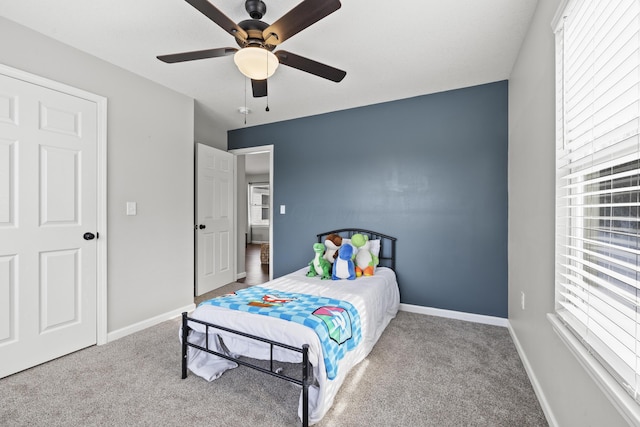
(126, 202, 137, 216)
(280, 205, 286, 214)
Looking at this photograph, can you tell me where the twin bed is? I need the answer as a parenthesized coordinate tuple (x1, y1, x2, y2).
(181, 229, 399, 426)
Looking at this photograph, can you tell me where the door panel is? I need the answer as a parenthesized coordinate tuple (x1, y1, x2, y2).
(0, 255, 16, 344)
(0, 139, 16, 226)
(40, 145, 80, 225)
(218, 230, 230, 272)
(40, 249, 79, 331)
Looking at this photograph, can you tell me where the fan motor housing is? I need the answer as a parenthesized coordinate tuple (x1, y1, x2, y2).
(237, 19, 275, 50)
(245, 0, 266, 20)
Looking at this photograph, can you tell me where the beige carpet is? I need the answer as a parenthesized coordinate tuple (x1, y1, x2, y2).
(0, 293, 547, 426)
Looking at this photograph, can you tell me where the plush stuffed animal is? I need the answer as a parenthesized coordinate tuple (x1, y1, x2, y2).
(332, 243, 356, 280)
(351, 233, 379, 277)
(323, 233, 343, 264)
(307, 243, 332, 280)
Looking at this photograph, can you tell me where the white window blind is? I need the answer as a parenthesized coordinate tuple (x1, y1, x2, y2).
(555, 0, 640, 402)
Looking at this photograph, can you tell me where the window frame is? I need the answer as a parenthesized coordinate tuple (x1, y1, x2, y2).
(550, 0, 640, 424)
(248, 182, 270, 227)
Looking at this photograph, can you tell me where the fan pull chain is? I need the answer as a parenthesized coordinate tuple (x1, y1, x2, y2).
(244, 77, 247, 125)
(265, 49, 270, 112)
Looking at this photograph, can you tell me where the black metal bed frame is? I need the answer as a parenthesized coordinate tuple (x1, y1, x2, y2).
(181, 313, 312, 425)
(317, 228, 397, 272)
(180, 229, 397, 427)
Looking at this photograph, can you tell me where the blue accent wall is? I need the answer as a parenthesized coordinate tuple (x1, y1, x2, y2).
(229, 81, 508, 318)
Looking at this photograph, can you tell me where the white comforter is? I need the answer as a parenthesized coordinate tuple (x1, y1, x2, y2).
(185, 267, 400, 425)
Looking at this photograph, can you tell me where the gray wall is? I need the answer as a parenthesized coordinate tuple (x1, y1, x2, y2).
(194, 100, 227, 150)
(0, 18, 195, 334)
(508, 0, 628, 425)
(229, 81, 508, 318)
(236, 155, 247, 278)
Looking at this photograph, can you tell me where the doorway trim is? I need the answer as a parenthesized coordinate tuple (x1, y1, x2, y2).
(229, 145, 273, 281)
(0, 63, 108, 345)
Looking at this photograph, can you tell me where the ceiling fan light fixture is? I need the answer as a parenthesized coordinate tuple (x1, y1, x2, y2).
(234, 47, 279, 80)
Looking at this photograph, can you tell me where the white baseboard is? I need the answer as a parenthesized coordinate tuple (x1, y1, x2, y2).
(399, 303, 510, 327)
(236, 271, 247, 280)
(508, 323, 558, 427)
(106, 303, 196, 343)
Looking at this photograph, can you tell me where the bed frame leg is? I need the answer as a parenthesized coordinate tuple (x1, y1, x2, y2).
(302, 344, 309, 427)
(181, 312, 189, 379)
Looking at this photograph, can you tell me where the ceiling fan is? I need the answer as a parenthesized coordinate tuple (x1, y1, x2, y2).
(157, 0, 346, 98)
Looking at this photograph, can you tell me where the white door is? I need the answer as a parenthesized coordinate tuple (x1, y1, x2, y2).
(196, 143, 235, 296)
(0, 73, 98, 378)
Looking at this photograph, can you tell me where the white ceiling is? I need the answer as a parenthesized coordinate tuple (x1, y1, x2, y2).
(0, 0, 538, 142)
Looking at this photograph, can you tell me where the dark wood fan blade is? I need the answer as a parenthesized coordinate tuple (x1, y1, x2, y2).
(275, 50, 346, 82)
(186, 0, 248, 41)
(157, 47, 237, 63)
(252, 79, 268, 98)
(262, 0, 341, 45)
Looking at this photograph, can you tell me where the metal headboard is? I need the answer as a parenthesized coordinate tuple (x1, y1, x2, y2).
(316, 228, 397, 271)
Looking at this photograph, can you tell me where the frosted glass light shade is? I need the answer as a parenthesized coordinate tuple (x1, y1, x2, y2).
(234, 47, 279, 80)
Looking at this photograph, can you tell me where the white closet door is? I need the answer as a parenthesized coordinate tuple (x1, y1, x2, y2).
(0, 72, 98, 378)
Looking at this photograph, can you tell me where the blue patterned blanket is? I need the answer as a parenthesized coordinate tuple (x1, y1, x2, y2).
(199, 286, 362, 380)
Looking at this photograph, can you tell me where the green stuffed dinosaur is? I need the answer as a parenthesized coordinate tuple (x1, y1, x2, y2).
(307, 242, 332, 280)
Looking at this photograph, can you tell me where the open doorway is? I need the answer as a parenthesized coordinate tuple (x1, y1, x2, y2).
(231, 146, 273, 285)
(245, 181, 269, 284)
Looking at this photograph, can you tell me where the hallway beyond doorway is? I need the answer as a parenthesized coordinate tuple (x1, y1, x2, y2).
(240, 243, 269, 285)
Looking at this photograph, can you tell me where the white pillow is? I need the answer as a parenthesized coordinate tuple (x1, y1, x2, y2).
(369, 239, 381, 258)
